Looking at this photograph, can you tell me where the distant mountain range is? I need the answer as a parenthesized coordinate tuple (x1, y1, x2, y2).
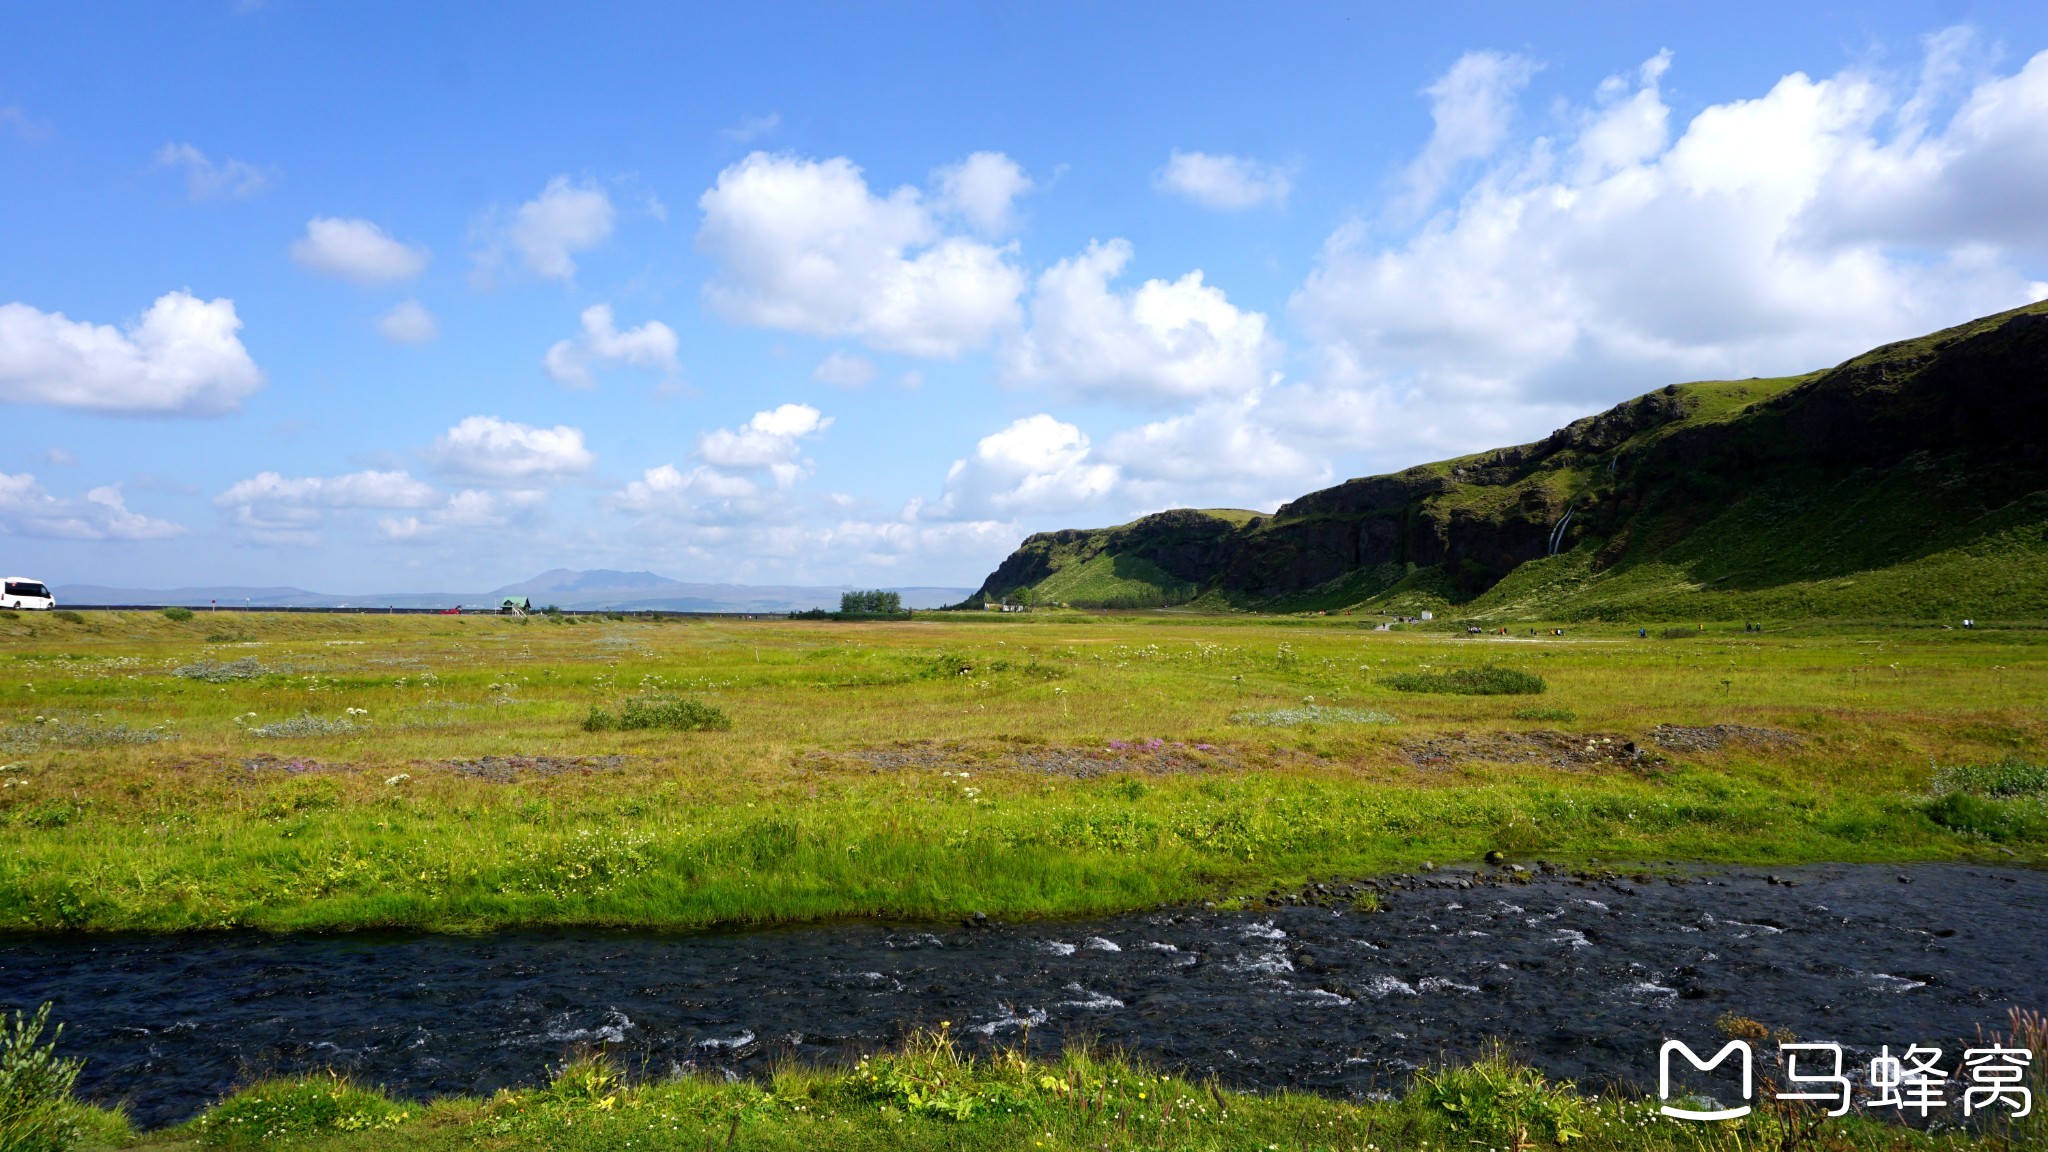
(56, 568, 974, 612)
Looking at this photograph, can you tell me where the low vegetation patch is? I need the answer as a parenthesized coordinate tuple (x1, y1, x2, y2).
(189, 1074, 412, 1147)
(582, 695, 731, 732)
(1229, 704, 1398, 727)
(160, 606, 195, 623)
(173, 657, 266, 682)
(1383, 665, 1547, 695)
(1924, 755, 2048, 843)
(245, 713, 362, 739)
(1511, 705, 1578, 722)
(1, 715, 174, 752)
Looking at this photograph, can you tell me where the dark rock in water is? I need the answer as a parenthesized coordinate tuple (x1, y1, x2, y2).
(4, 864, 2042, 1129)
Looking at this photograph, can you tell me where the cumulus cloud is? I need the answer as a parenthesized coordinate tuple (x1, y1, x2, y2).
(1293, 41, 2048, 437)
(933, 151, 1033, 233)
(697, 151, 1026, 356)
(214, 469, 441, 545)
(476, 177, 615, 283)
(812, 350, 876, 387)
(432, 416, 593, 485)
(0, 474, 184, 540)
(1101, 390, 1329, 506)
(378, 489, 544, 542)
(1155, 150, 1292, 210)
(542, 304, 679, 389)
(923, 414, 1119, 519)
(376, 299, 439, 345)
(1002, 239, 1275, 404)
(155, 143, 275, 199)
(290, 217, 429, 285)
(0, 291, 264, 415)
(619, 403, 832, 522)
(1399, 50, 1540, 210)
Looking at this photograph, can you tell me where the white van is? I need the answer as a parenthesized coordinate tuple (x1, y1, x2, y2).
(2, 577, 55, 610)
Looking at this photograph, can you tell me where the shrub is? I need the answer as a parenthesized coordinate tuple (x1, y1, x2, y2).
(1383, 666, 1547, 695)
(583, 695, 730, 732)
(1414, 1046, 1590, 1147)
(161, 606, 195, 622)
(1658, 626, 1697, 639)
(0, 1003, 82, 1152)
(50, 611, 84, 625)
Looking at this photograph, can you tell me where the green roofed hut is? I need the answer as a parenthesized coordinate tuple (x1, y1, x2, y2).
(498, 596, 531, 616)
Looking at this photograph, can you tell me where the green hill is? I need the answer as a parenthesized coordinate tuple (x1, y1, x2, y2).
(970, 301, 2048, 621)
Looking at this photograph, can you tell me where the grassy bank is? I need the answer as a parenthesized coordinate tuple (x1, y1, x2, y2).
(0, 610, 2042, 933)
(39, 1027, 2047, 1152)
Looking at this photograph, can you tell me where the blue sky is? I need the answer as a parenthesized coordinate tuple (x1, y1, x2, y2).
(4, 2, 2048, 593)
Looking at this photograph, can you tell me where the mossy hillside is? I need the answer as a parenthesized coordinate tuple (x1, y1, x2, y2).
(1, 610, 2043, 934)
(975, 302, 2048, 621)
(1029, 553, 1197, 609)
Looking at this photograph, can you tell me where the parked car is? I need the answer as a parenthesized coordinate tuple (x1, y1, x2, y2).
(3, 577, 56, 610)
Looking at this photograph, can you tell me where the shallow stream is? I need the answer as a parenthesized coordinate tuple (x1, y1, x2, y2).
(4, 862, 2042, 1127)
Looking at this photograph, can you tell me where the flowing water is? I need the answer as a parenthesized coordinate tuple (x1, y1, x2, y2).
(4, 863, 2042, 1127)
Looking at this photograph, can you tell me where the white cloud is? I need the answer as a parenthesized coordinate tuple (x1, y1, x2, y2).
(0, 106, 52, 142)
(0, 474, 184, 541)
(933, 151, 1033, 233)
(214, 468, 441, 546)
(482, 176, 615, 282)
(155, 143, 275, 199)
(432, 416, 594, 485)
(376, 299, 439, 345)
(290, 217, 428, 285)
(377, 488, 544, 542)
(542, 304, 679, 389)
(697, 151, 1026, 357)
(1155, 150, 1291, 210)
(618, 403, 832, 523)
(725, 112, 781, 142)
(0, 291, 264, 415)
(216, 469, 441, 511)
(1399, 50, 1540, 210)
(43, 448, 75, 467)
(1293, 42, 2048, 442)
(698, 402, 830, 482)
(927, 414, 1119, 518)
(812, 350, 876, 387)
(1102, 389, 1329, 505)
(1002, 239, 1275, 404)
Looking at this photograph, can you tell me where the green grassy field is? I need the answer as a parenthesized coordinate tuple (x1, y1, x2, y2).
(0, 608, 2042, 934)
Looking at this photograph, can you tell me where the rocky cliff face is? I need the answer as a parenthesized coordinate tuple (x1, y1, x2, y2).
(972, 301, 2048, 610)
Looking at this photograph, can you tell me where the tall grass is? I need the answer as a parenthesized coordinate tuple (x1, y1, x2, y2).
(154, 1029, 2032, 1151)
